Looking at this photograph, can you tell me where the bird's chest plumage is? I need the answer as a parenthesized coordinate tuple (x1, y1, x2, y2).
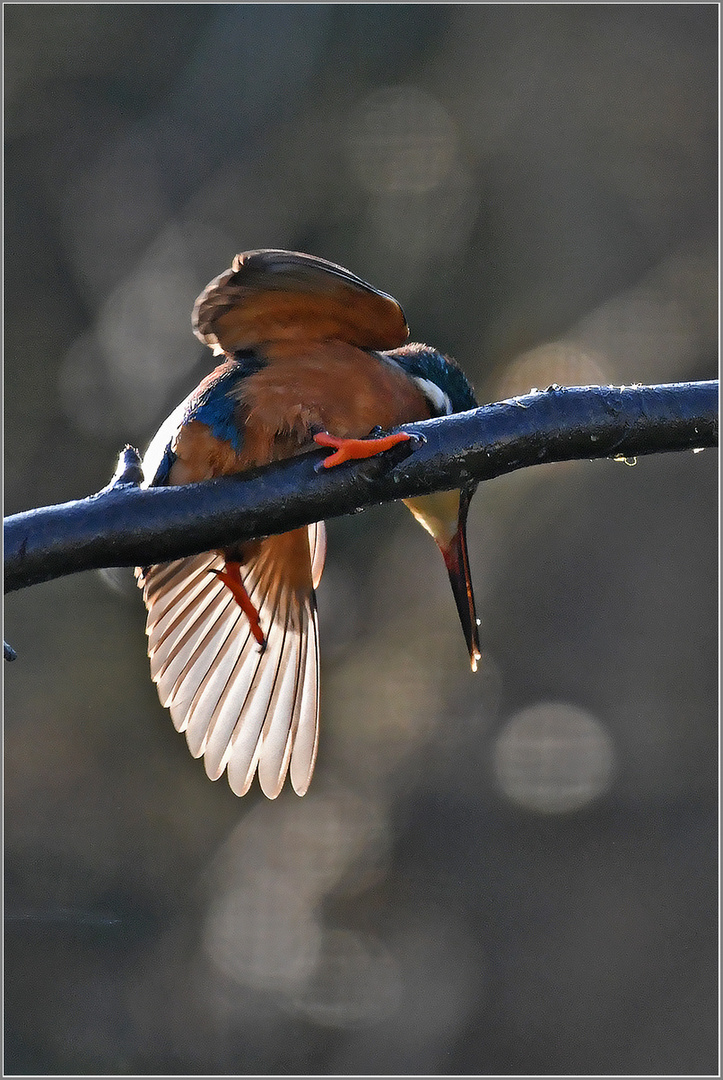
(168, 341, 432, 483)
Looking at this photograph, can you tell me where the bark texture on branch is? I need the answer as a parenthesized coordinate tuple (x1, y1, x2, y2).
(4, 382, 718, 594)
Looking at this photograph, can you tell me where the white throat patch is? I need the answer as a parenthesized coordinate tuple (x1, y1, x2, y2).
(413, 376, 453, 416)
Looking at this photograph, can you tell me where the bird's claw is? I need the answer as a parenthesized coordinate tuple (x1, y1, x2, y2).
(313, 430, 414, 469)
(209, 564, 266, 650)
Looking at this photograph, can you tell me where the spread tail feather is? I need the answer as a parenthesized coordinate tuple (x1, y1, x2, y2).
(136, 523, 325, 798)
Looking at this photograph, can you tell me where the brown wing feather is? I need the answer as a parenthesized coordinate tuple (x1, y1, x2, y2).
(137, 523, 324, 798)
(193, 249, 409, 354)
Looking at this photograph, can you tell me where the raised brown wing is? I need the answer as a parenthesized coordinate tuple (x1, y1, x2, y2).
(193, 249, 409, 354)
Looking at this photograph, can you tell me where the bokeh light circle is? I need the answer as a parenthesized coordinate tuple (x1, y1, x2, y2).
(346, 85, 456, 195)
(494, 702, 615, 813)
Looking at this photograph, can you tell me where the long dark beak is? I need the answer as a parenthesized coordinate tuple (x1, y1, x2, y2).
(439, 486, 481, 672)
(403, 486, 481, 672)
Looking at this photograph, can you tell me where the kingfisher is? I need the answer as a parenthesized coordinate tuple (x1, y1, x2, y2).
(137, 250, 480, 799)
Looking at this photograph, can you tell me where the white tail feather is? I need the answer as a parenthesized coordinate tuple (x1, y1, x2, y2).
(138, 531, 324, 798)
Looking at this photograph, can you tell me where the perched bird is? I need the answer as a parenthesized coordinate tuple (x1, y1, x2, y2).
(137, 250, 480, 799)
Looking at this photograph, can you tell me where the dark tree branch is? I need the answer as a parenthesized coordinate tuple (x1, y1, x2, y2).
(4, 382, 718, 596)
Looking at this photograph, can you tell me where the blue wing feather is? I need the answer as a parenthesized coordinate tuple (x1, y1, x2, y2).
(142, 351, 266, 488)
(182, 352, 266, 453)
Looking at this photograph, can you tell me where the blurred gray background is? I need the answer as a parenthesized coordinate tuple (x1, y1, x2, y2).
(4, 5, 718, 1075)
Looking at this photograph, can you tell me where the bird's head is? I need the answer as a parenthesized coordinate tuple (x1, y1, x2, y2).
(380, 342, 478, 418)
(382, 344, 482, 672)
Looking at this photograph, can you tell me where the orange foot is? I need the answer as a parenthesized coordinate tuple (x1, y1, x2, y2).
(209, 561, 266, 649)
(313, 430, 412, 469)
